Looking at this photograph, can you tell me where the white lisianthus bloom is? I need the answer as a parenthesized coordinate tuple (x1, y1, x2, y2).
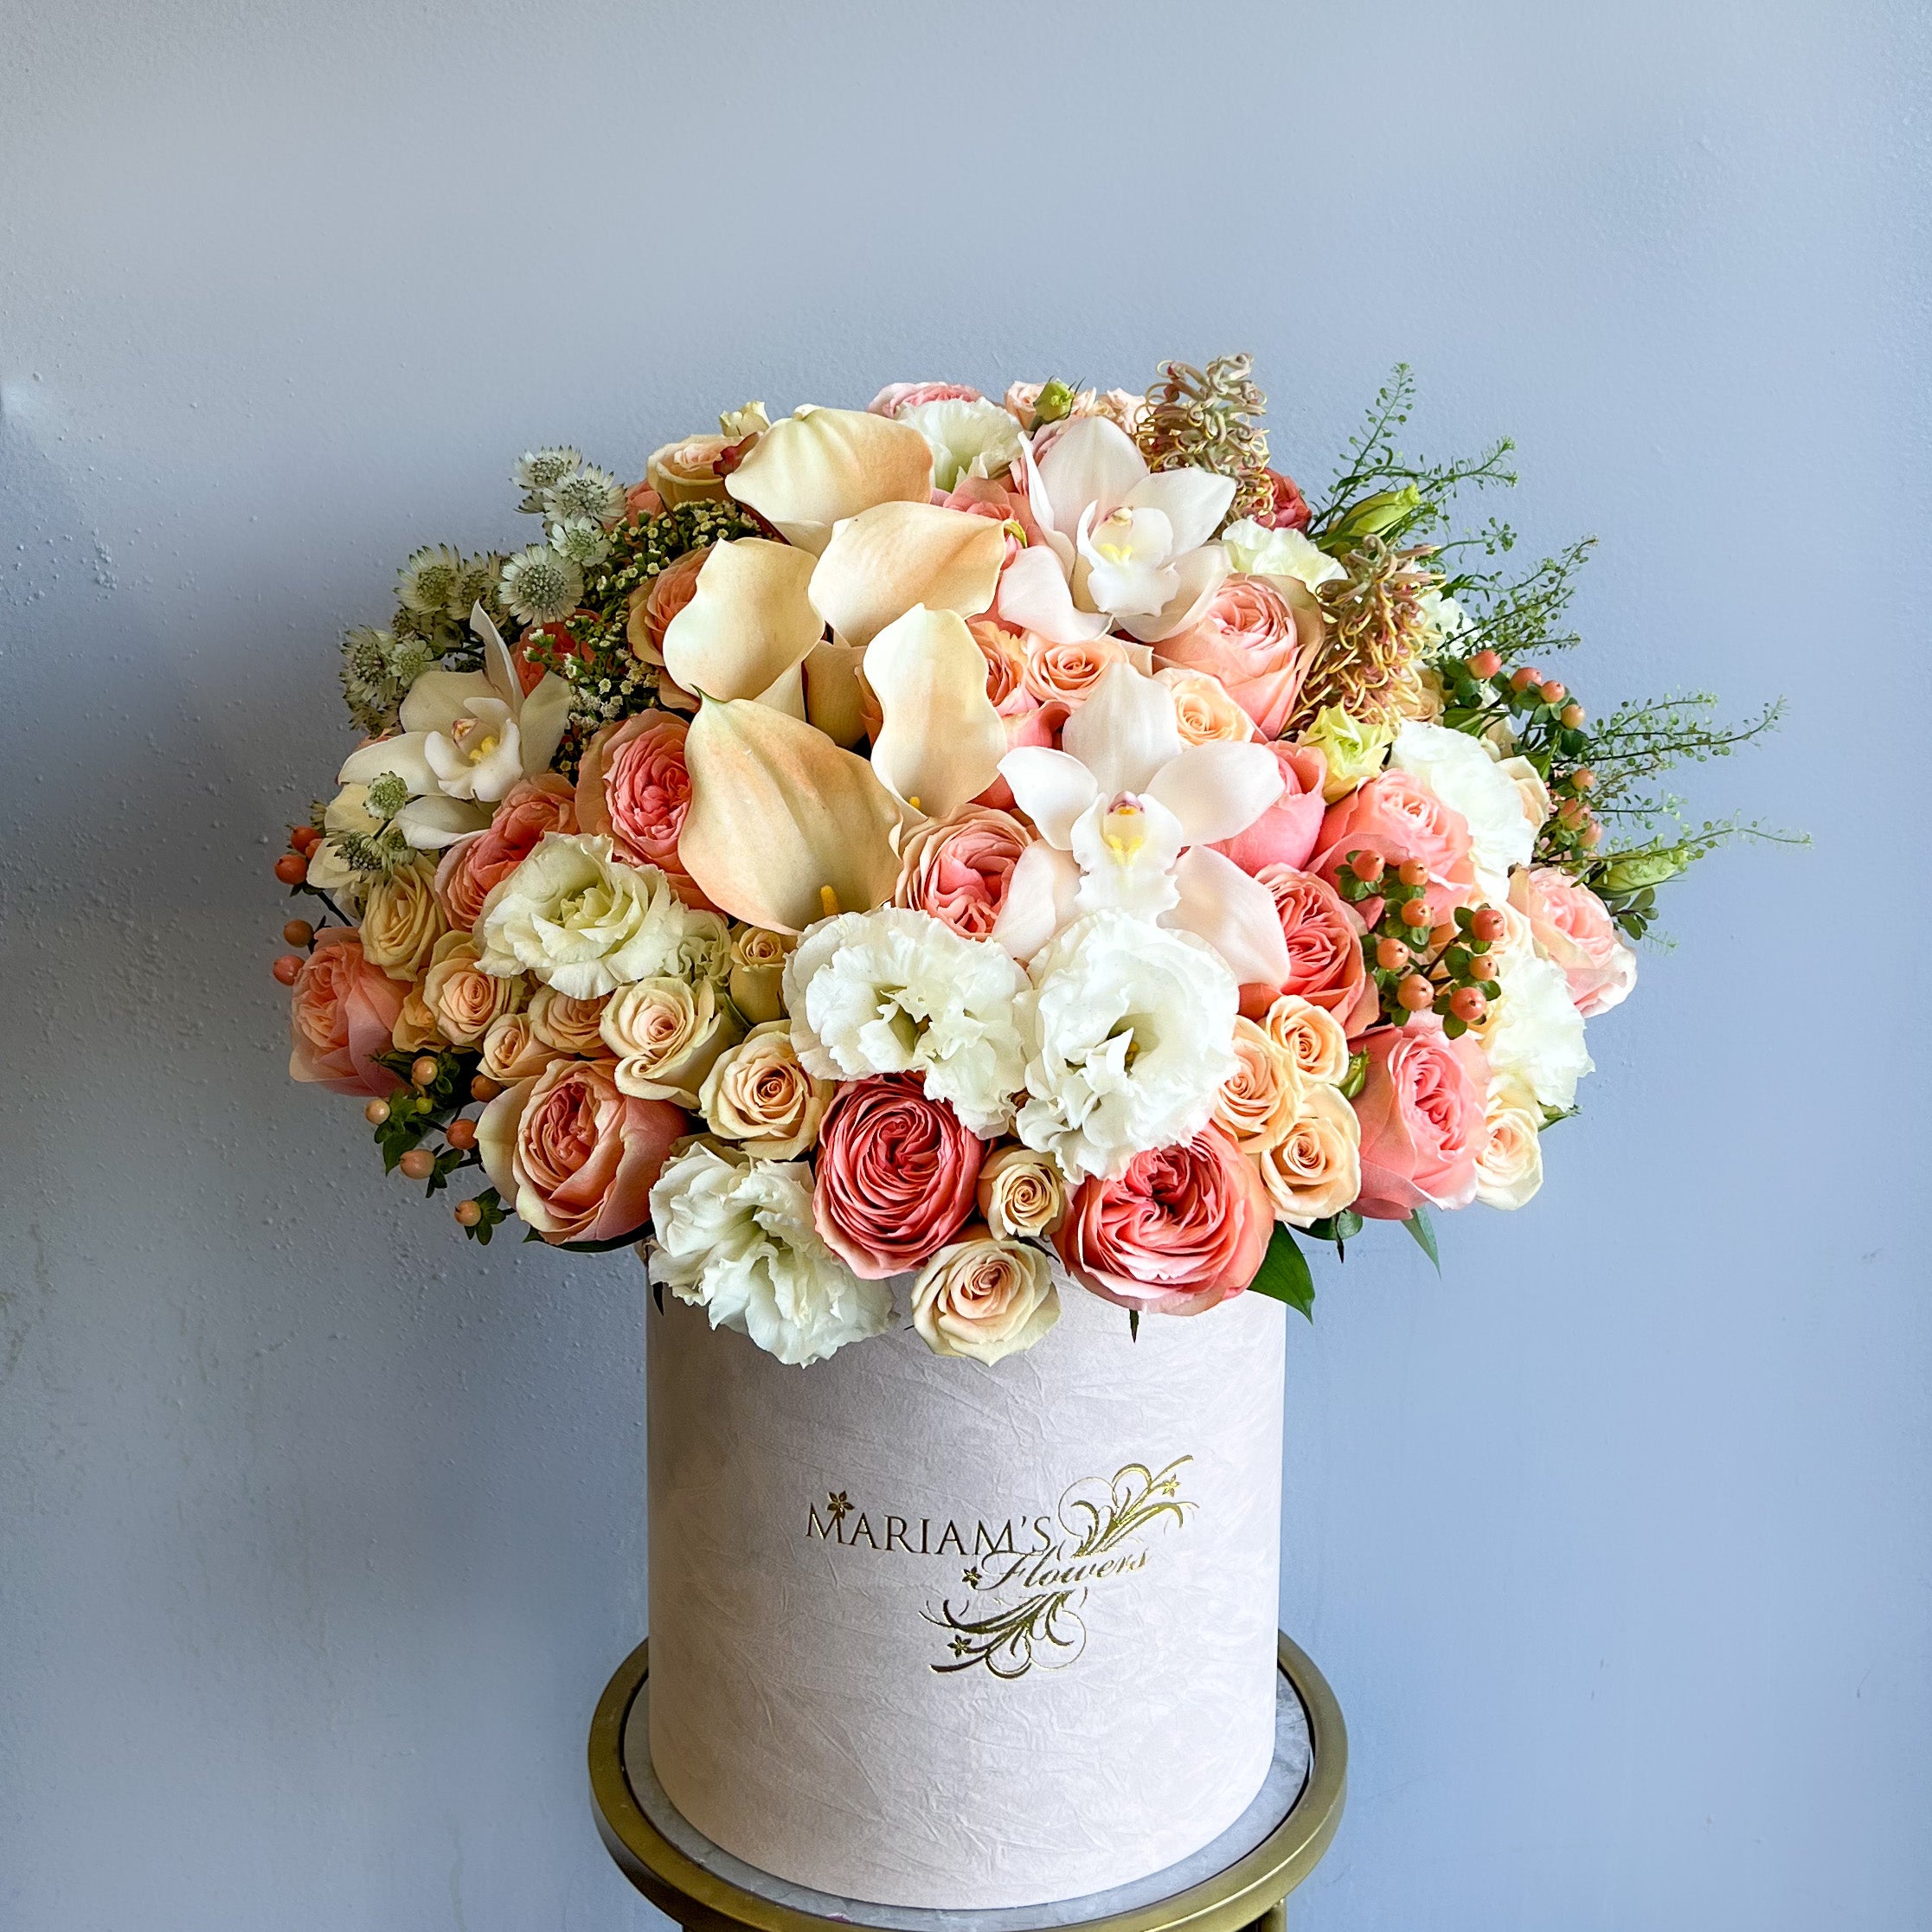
(1015, 911, 1240, 1184)
(899, 398, 1023, 491)
(782, 907, 1028, 1137)
(646, 1146, 891, 1367)
(1389, 720, 1535, 900)
(1474, 1076, 1544, 1210)
(477, 833, 700, 999)
(1481, 947, 1594, 1112)
(1219, 517, 1345, 592)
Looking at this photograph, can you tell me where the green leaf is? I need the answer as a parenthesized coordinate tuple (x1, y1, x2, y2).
(1402, 1206, 1441, 1274)
(1339, 1051, 1369, 1101)
(1248, 1224, 1315, 1321)
(539, 1220, 655, 1255)
(1128, 1308, 1140, 1343)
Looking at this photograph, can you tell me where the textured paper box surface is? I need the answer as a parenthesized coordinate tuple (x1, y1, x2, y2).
(646, 1283, 1286, 1910)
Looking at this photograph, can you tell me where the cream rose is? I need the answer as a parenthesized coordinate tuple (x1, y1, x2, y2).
(1157, 667, 1256, 745)
(423, 932, 526, 1048)
(478, 1010, 565, 1082)
(359, 858, 448, 982)
(976, 1145, 1067, 1240)
(697, 1021, 832, 1159)
(528, 985, 610, 1056)
(1474, 1076, 1544, 1210)
(1023, 634, 1129, 706)
(911, 1233, 1061, 1365)
(601, 977, 741, 1105)
(1256, 1084, 1363, 1227)
(390, 979, 444, 1054)
(1214, 1017, 1302, 1155)
(1261, 993, 1351, 1093)
(1497, 754, 1553, 835)
(728, 925, 795, 1024)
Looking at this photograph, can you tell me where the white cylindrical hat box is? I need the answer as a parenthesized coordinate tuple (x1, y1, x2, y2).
(645, 1281, 1286, 1910)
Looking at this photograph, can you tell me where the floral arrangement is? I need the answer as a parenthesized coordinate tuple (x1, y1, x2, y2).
(274, 358, 1780, 1367)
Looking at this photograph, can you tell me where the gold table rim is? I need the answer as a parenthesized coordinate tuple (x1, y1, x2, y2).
(588, 1633, 1347, 1932)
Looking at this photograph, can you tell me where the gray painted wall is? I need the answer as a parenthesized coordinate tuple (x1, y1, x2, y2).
(3, 3, 1925, 1927)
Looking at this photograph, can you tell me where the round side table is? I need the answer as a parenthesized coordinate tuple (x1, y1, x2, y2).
(588, 1632, 1345, 1932)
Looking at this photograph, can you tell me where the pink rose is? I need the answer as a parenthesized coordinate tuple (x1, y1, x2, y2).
(478, 1058, 684, 1244)
(894, 806, 1034, 942)
(574, 710, 710, 908)
(1253, 468, 1311, 532)
(966, 616, 1040, 717)
(868, 381, 982, 415)
(1351, 1021, 1490, 1219)
(1024, 634, 1129, 706)
(288, 927, 408, 1096)
(625, 545, 709, 665)
(1213, 741, 1328, 876)
(1056, 1124, 1273, 1318)
(811, 1074, 984, 1279)
(434, 774, 579, 930)
(1242, 864, 1378, 1036)
(1152, 574, 1320, 738)
(625, 480, 664, 521)
(1509, 867, 1638, 1017)
(940, 475, 1049, 552)
(1307, 769, 1477, 928)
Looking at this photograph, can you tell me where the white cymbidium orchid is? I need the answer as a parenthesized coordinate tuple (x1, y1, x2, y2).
(992, 663, 1293, 985)
(996, 416, 1236, 646)
(336, 603, 574, 848)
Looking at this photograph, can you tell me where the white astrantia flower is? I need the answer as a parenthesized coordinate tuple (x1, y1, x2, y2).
(476, 833, 701, 998)
(647, 1146, 891, 1367)
(899, 397, 1024, 492)
(397, 544, 465, 617)
(549, 516, 612, 568)
(1481, 947, 1594, 1112)
(782, 907, 1028, 1137)
(498, 543, 584, 626)
(1219, 517, 1345, 591)
(541, 464, 626, 525)
(513, 446, 583, 495)
(1388, 719, 1535, 900)
(1015, 910, 1240, 1184)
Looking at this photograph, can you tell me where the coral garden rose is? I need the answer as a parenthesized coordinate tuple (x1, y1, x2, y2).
(478, 1057, 684, 1244)
(1255, 1084, 1363, 1228)
(434, 773, 578, 930)
(893, 806, 1033, 943)
(423, 931, 526, 1047)
(625, 547, 708, 666)
(1213, 1017, 1302, 1156)
(1508, 866, 1637, 1017)
(966, 616, 1038, 716)
(359, 857, 448, 982)
(1055, 1122, 1272, 1318)
(527, 985, 612, 1057)
(574, 709, 709, 907)
(1152, 573, 1319, 739)
(1350, 1021, 1490, 1220)
(1023, 634, 1130, 707)
(1212, 741, 1328, 877)
(288, 927, 408, 1096)
(1241, 865, 1377, 1035)
(601, 977, 741, 1105)
(1157, 667, 1255, 744)
(698, 1021, 832, 1160)
(912, 1234, 1061, 1365)
(868, 381, 982, 415)
(976, 1144, 1067, 1240)
(810, 1073, 985, 1280)
(1254, 467, 1312, 532)
(1308, 768, 1478, 927)
(727, 925, 793, 1024)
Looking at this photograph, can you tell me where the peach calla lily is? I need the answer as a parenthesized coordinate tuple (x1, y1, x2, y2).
(678, 696, 904, 934)
(724, 406, 933, 554)
(809, 501, 1006, 648)
(661, 537, 823, 704)
(863, 606, 1009, 819)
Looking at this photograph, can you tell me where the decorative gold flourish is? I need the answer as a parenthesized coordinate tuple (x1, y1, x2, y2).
(1288, 538, 1441, 735)
(924, 1458, 1195, 1678)
(825, 1491, 851, 1524)
(1135, 356, 1272, 523)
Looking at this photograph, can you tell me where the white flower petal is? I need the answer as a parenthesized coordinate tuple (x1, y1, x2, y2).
(863, 605, 1008, 818)
(398, 669, 495, 735)
(1035, 416, 1147, 537)
(393, 793, 493, 849)
(1060, 662, 1183, 798)
(992, 841, 1082, 962)
(997, 748, 1099, 849)
(1145, 741, 1286, 846)
(338, 731, 439, 795)
(994, 544, 1112, 643)
(516, 672, 574, 774)
(1124, 466, 1237, 554)
(1115, 542, 1233, 644)
(1069, 794, 1185, 920)
(1165, 845, 1293, 985)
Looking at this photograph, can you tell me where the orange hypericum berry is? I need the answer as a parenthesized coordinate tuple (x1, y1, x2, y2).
(1510, 667, 1540, 693)
(290, 825, 322, 856)
(1376, 936, 1410, 972)
(364, 1099, 391, 1126)
(282, 918, 314, 947)
(454, 1199, 484, 1228)
(1349, 849, 1385, 884)
(446, 1118, 478, 1152)
(410, 1056, 440, 1089)
(1470, 907, 1508, 943)
(1397, 975, 1435, 1011)
(1569, 768, 1596, 792)
(273, 853, 309, 885)
(399, 1148, 436, 1181)
(471, 1075, 504, 1103)
(272, 953, 303, 985)
(1560, 703, 1586, 729)
(1450, 985, 1488, 1024)
(1539, 680, 1567, 706)
(1400, 899, 1432, 928)
(1468, 649, 1503, 679)
(1397, 857, 1429, 889)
